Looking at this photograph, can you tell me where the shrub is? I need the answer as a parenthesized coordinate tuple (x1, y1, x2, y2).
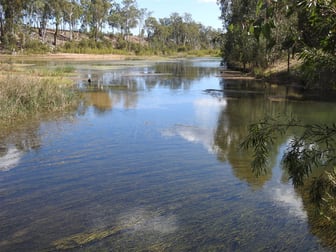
(24, 39, 51, 53)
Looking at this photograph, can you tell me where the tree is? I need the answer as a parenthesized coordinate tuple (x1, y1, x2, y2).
(0, 0, 27, 46)
(144, 16, 158, 39)
(38, 1, 52, 43)
(217, 0, 261, 70)
(80, 0, 111, 41)
(217, 0, 336, 89)
(108, 1, 122, 34)
(120, 0, 139, 39)
(63, 0, 82, 41)
(297, 0, 336, 89)
(50, 0, 66, 47)
(137, 8, 151, 38)
(241, 116, 336, 223)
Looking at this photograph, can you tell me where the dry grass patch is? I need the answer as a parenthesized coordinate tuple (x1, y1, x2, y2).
(0, 74, 79, 121)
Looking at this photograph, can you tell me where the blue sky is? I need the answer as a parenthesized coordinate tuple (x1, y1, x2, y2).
(137, 0, 223, 30)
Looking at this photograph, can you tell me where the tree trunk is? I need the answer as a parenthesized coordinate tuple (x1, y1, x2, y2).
(54, 22, 59, 47)
(0, 16, 3, 38)
(287, 48, 290, 73)
(69, 13, 73, 41)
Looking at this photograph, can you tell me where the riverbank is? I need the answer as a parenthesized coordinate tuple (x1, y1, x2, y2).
(0, 51, 219, 63)
(0, 53, 127, 62)
(220, 57, 304, 86)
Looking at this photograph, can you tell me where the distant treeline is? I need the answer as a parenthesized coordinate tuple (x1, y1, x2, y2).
(0, 0, 222, 55)
(218, 0, 336, 89)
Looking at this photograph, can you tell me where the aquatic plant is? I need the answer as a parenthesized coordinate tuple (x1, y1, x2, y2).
(0, 74, 79, 121)
(53, 227, 122, 250)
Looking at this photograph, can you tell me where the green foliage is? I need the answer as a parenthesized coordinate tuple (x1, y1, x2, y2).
(241, 116, 336, 222)
(218, 0, 336, 89)
(61, 39, 116, 54)
(23, 39, 51, 54)
(299, 48, 336, 89)
(241, 116, 288, 176)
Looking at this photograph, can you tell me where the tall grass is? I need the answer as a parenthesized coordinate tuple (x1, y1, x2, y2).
(0, 75, 79, 120)
(27, 65, 76, 77)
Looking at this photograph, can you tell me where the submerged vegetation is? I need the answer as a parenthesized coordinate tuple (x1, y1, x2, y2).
(0, 68, 79, 122)
(53, 227, 122, 250)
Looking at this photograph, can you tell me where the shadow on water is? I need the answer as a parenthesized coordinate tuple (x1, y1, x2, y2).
(0, 58, 336, 251)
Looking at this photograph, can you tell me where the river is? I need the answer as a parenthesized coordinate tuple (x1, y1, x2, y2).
(0, 58, 335, 251)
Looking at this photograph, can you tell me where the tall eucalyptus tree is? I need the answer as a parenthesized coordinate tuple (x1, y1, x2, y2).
(0, 0, 27, 45)
(120, 0, 139, 38)
(49, 0, 67, 46)
(81, 0, 111, 41)
(108, 1, 122, 34)
(63, 0, 82, 41)
(137, 7, 151, 38)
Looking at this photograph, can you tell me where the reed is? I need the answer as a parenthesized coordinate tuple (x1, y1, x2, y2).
(0, 74, 79, 120)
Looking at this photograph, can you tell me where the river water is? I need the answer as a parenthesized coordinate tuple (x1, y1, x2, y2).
(0, 58, 335, 251)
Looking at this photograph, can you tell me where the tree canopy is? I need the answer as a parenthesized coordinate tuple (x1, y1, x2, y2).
(0, 0, 222, 55)
(217, 0, 336, 89)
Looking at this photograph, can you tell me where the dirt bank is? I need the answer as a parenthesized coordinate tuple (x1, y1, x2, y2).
(0, 53, 128, 62)
(218, 70, 256, 80)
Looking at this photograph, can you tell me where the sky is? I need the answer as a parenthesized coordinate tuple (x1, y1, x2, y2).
(137, 0, 223, 30)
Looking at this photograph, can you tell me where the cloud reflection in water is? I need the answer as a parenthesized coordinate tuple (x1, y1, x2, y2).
(270, 184, 307, 220)
(0, 146, 23, 172)
(162, 97, 226, 154)
(266, 142, 307, 221)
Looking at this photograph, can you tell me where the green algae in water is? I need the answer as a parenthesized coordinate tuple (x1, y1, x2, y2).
(53, 227, 124, 250)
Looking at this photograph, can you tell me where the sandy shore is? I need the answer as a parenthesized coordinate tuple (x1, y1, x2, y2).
(0, 53, 128, 62)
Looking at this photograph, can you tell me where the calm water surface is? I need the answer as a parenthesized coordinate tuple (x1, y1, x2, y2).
(0, 58, 335, 251)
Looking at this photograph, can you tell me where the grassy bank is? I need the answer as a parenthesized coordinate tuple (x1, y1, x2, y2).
(0, 74, 79, 121)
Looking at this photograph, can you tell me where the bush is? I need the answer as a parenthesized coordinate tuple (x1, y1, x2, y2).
(300, 49, 336, 90)
(24, 39, 51, 53)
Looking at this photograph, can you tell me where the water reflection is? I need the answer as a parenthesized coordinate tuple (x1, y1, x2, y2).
(264, 144, 307, 220)
(269, 182, 307, 220)
(0, 120, 42, 172)
(162, 97, 227, 154)
(0, 58, 335, 251)
(162, 124, 215, 153)
(78, 59, 219, 91)
(0, 146, 23, 171)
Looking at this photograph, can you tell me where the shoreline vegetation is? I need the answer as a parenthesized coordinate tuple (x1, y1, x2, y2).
(0, 59, 80, 124)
